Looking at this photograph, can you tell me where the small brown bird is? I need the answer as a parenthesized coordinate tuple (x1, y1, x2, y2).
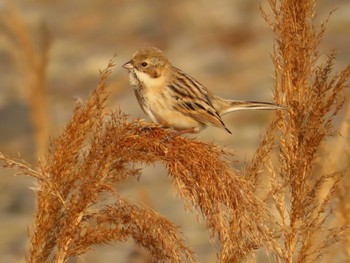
(123, 47, 283, 135)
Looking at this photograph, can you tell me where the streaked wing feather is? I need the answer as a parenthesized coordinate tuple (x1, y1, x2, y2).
(169, 67, 230, 131)
(175, 100, 226, 129)
(173, 67, 212, 100)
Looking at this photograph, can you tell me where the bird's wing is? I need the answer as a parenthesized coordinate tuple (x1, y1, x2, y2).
(168, 68, 231, 133)
(174, 97, 227, 128)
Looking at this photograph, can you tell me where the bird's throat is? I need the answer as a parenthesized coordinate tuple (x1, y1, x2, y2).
(133, 70, 165, 89)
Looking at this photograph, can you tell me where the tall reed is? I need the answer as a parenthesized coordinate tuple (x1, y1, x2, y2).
(1, 6, 50, 158)
(248, 0, 350, 261)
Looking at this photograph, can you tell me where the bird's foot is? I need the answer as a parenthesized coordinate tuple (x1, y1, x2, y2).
(140, 126, 156, 132)
(161, 128, 196, 142)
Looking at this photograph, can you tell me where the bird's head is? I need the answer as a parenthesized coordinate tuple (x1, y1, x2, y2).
(123, 47, 171, 85)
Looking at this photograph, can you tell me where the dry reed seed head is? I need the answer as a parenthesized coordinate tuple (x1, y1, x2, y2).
(77, 198, 196, 262)
(1, 7, 50, 158)
(106, 118, 279, 260)
(1, 57, 199, 263)
(258, 0, 350, 262)
(23, 96, 277, 263)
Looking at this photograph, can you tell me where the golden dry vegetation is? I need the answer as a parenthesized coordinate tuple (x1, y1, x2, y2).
(0, 0, 349, 262)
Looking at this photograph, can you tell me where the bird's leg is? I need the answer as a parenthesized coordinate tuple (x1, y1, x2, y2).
(172, 128, 197, 136)
(140, 122, 166, 132)
(162, 127, 196, 142)
(140, 126, 155, 132)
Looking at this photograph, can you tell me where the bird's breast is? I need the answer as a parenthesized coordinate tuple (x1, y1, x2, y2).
(137, 85, 203, 131)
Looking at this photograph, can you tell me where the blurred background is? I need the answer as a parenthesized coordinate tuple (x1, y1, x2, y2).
(0, 0, 349, 262)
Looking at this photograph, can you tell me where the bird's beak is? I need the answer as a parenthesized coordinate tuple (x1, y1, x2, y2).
(122, 60, 134, 70)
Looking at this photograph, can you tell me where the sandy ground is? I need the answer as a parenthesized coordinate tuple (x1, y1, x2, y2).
(0, 0, 349, 262)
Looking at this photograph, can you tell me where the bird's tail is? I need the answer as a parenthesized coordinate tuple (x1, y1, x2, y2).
(212, 95, 285, 116)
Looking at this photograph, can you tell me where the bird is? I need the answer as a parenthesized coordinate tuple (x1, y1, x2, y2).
(123, 47, 283, 135)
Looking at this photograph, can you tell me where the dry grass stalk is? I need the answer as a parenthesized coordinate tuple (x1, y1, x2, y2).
(252, 0, 350, 262)
(1, 5, 50, 158)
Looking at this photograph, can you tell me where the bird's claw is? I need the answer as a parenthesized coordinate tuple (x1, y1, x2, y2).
(161, 136, 172, 143)
(140, 125, 157, 133)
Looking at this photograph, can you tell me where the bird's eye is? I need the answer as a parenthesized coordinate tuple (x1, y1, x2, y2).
(141, 62, 148, 67)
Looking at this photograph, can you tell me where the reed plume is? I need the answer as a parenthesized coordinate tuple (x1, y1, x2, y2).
(247, 0, 350, 262)
(1, 6, 50, 158)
